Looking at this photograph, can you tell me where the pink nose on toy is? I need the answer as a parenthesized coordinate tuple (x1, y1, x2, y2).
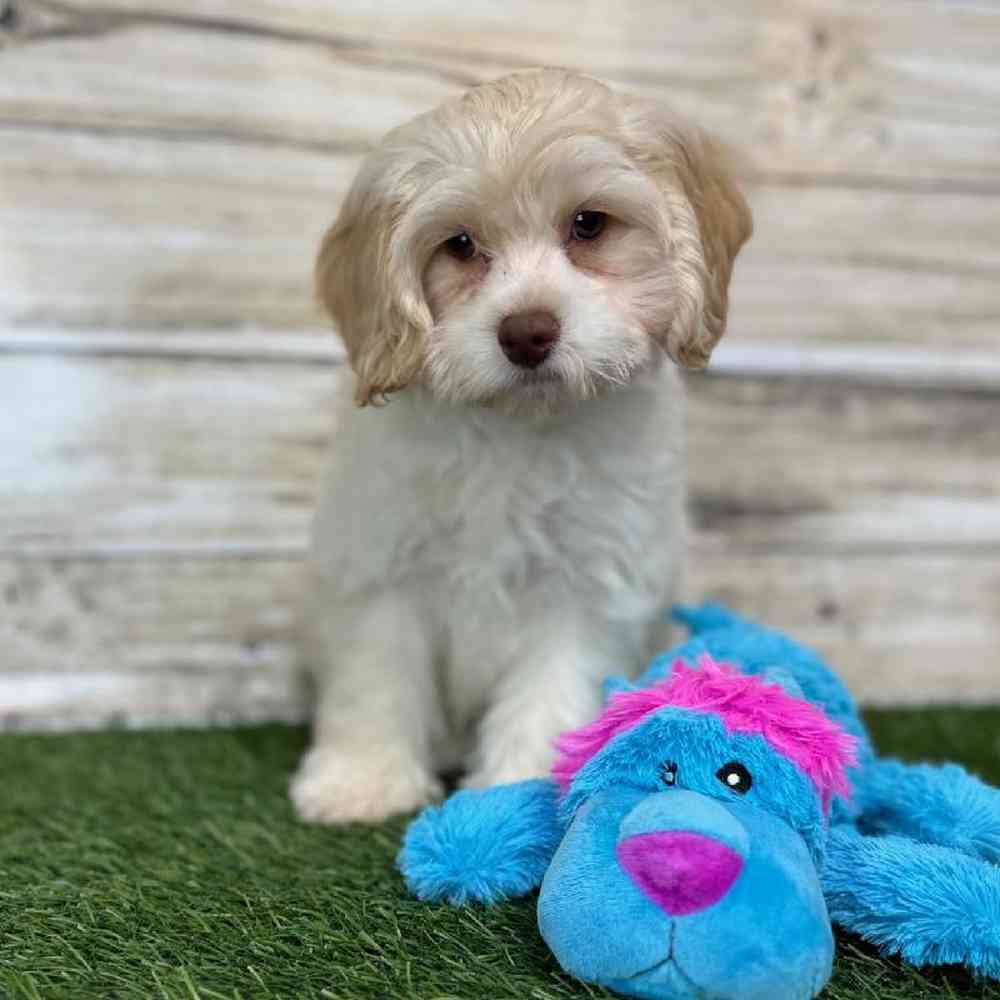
(616, 831, 744, 916)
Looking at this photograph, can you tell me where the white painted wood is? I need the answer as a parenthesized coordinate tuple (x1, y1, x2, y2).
(0, 668, 308, 730)
(686, 376, 1000, 552)
(1, 0, 998, 723)
(734, 182, 1000, 351)
(0, 352, 997, 555)
(2, 0, 1000, 345)
(686, 551, 1000, 707)
(2, 550, 997, 731)
(709, 342, 1000, 392)
(0, 554, 307, 728)
(0, 126, 352, 330)
(0, 328, 345, 363)
(4, 0, 999, 184)
(5, 329, 1000, 394)
(3, 125, 1000, 346)
(0, 353, 333, 554)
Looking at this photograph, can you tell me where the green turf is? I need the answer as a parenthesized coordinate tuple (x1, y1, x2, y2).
(2, 710, 999, 1000)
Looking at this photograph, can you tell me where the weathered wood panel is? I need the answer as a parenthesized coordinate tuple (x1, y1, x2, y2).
(0, 126, 349, 330)
(0, 0, 997, 724)
(0, 345, 995, 718)
(3, 125, 999, 346)
(0, 351, 332, 554)
(2, 550, 998, 731)
(3, 0, 999, 185)
(7, 328, 1000, 392)
(736, 185, 1000, 352)
(2, 0, 999, 344)
(2, 352, 998, 556)
(0, 555, 307, 728)
(687, 376, 1000, 551)
(686, 551, 1000, 707)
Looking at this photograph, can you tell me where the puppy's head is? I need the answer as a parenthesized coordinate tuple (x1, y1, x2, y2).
(317, 69, 752, 408)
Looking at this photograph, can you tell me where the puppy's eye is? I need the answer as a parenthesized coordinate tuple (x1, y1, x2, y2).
(443, 232, 476, 261)
(716, 762, 752, 795)
(660, 761, 678, 787)
(570, 210, 607, 241)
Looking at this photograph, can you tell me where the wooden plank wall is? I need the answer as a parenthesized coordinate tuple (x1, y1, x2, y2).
(1, 0, 998, 728)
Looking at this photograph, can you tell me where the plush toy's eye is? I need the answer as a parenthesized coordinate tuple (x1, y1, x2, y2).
(570, 210, 607, 241)
(443, 232, 476, 261)
(717, 762, 753, 794)
(660, 761, 679, 787)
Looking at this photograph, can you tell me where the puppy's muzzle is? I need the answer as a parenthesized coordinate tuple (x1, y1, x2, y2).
(498, 310, 560, 368)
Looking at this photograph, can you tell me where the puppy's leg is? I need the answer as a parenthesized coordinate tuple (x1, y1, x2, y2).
(291, 586, 444, 824)
(463, 620, 625, 789)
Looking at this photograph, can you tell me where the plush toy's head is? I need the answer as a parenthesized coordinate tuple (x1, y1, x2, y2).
(538, 657, 857, 1000)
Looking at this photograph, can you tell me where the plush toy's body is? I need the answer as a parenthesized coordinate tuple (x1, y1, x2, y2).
(399, 606, 1000, 999)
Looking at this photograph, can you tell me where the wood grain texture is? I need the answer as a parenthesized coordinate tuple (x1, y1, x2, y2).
(2, 353, 998, 556)
(686, 551, 1000, 707)
(687, 376, 1000, 552)
(7, 329, 1000, 393)
(0, 0, 997, 723)
(1, 0, 999, 344)
(3, 125, 999, 346)
(0, 126, 349, 330)
(2, 549, 997, 731)
(0, 352, 332, 555)
(3, 0, 998, 185)
(0, 351, 995, 721)
(0, 555, 307, 729)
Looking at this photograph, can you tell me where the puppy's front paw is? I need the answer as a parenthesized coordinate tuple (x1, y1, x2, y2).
(463, 744, 555, 790)
(290, 745, 442, 825)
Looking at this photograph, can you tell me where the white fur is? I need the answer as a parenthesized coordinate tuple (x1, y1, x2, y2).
(291, 366, 684, 822)
(292, 70, 750, 823)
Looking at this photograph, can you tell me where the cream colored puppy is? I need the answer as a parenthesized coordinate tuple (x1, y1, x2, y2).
(292, 69, 751, 824)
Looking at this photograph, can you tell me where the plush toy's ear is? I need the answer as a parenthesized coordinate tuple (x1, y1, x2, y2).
(761, 666, 807, 701)
(602, 676, 637, 702)
(670, 602, 747, 635)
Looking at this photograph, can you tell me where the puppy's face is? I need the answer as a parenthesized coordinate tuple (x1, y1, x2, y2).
(317, 70, 752, 409)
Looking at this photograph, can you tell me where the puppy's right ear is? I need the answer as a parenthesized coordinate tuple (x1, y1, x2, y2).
(315, 178, 431, 405)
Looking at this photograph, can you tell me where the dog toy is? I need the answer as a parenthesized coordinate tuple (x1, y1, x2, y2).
(398, 604, 1000, 1000)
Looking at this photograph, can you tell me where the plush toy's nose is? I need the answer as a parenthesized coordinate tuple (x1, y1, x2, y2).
(616, 830, 744, 916)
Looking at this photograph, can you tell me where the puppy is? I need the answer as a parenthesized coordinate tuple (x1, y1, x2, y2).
(292, 69, 751, 823)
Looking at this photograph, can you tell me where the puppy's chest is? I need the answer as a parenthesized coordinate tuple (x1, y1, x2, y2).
(430, 453, 577, 560)
(418, 435, 676, 590)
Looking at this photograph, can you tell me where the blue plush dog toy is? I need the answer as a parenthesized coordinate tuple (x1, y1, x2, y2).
(399, 605, 1000, 1000)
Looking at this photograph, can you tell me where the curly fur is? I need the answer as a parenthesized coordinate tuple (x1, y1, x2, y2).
(293, 70, 752, 825)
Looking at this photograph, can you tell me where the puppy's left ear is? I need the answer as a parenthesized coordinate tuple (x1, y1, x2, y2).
(624, 105, 753, 368)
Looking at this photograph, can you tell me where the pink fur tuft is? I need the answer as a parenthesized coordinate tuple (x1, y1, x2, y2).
(552, 657, 858, 813)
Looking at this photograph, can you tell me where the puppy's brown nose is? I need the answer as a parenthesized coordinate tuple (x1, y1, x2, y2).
(498, 310, 560, 368)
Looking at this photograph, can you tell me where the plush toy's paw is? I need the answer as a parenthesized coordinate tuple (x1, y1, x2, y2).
(290, 744, 441, 825)
(398, 779, 562, 905)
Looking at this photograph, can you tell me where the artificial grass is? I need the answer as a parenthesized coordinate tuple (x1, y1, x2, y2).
(1, 710, 998, 1000)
